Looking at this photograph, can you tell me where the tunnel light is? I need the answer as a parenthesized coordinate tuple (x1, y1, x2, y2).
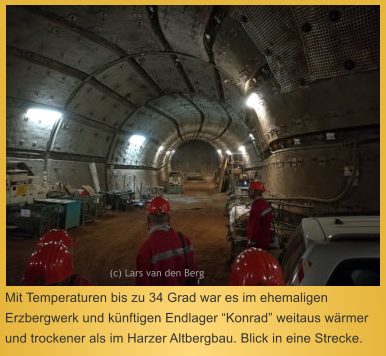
(246, 93, 263, 109)
(157, 146, 164, 153)
(129, 134, 146, 147)
(217, 149, 222, 155)
(249, 133, 255, 141)
(238, 146, 246, 154)
(226, 150, 232, 155)
(166, 150, 171, 155)
(26, 108, 62, 124)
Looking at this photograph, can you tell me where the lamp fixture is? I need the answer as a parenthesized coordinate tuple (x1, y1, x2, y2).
(26, 108, 62, 125)
(129, 134, 146, 147)
(246, 93, 263, 109)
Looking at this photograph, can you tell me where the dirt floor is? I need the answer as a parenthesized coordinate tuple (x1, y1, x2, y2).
(6, 180, 232, 286)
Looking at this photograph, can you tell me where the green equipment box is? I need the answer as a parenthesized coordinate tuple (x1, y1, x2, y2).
(34, 198, 81, 229)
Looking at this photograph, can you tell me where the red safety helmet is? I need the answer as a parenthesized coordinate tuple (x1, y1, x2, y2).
(38, 229, 73, 250)
(22, 243, 74, 286)
(229, 247, 285, 286)
(249, 180, 265, 192)
(146, 196, 171, 214)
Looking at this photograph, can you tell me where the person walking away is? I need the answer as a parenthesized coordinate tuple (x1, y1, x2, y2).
(246, 181, 272, 249)
(136, 196, 199, 286)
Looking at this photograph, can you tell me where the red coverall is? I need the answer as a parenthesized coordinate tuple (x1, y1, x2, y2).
(246, 197, 272, 249)
(136, 226, 198, 286)
(62, 275, 93, 286)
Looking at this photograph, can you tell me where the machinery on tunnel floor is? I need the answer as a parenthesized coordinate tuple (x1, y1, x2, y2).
(226, 193, 284, 264)
(34, 198, 81, 230)
(141, 186, 165, 202)
(69, 194, 106, 224)
(225, 193, 318, 264)
(6, 165, 108, 237)
(218, 153, 251, 194)
(166, 171, 185, 194)
(6, 203, 60, 238)
(102, 190, 135, 211)
(6, 169, 49, 205)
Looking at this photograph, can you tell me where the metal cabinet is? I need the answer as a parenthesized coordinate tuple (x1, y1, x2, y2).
(70, 194, 106, 225)
(6, 203, 59, 238)
(34, 199, 81, 229)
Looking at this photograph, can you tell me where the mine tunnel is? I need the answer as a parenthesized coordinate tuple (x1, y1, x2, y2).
(6, 5, 380, 286)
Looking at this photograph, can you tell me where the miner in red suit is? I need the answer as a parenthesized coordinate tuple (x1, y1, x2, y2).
(246, 181, 272, 250)
(136, 196, 199, 286)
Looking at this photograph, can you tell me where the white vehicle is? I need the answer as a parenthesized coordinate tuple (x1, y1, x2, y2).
(280, 216, 380, 286)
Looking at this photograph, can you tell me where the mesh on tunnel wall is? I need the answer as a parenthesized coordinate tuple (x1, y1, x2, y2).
(293, 5, 379, 81)
(230, 5, 310, 93)
(230, 5, 380, 92)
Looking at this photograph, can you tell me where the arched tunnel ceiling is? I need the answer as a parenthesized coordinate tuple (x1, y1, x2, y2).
(6, 5, 380, 168)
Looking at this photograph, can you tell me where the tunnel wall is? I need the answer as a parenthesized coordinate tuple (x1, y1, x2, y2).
(262, 141, 379, 210)
(6, 157, 106, 192)
(256, 70, 379, 214)
(6, 157, 45, 178)
(171, 140, 220, 179)
(158, 162, 172, 187)
(47, 160, 106, 191)
(254, 71, 379, 147)
(6, 156, 161, 197)
(106, 168, 158, 195)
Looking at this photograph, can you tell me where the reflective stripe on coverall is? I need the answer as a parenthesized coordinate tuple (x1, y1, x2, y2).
(246, 197, 272, 249)
(136, 226, 198, 286)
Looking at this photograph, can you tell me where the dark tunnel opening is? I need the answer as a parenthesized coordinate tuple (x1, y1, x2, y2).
(171, 139, 220, 180)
